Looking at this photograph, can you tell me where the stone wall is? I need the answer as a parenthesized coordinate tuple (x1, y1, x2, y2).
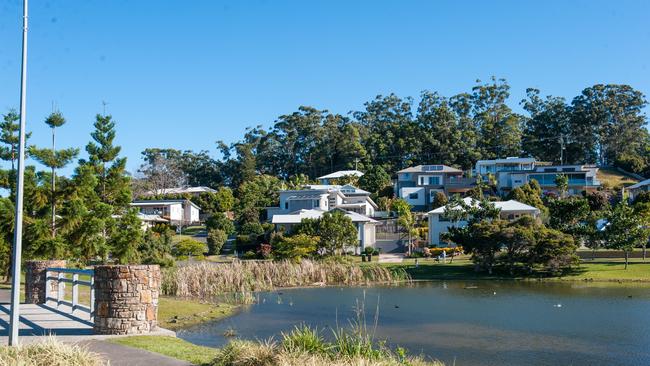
(93, 265, 160, 335)
(24, 260, 66, 304)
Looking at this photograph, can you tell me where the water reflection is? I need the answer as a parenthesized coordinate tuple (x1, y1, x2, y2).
(178, 281, 650, 366)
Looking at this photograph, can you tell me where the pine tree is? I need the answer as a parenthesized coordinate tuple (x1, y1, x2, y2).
(84, 114, 132, 211)
(28, 112, 79, 237)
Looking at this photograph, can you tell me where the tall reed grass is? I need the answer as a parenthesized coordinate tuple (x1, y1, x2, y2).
(0, 337, 104, 366)
(162, 259, 410, 302)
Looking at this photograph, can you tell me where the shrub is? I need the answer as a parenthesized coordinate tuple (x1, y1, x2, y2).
(258, 243, 272, 259)
(364, 247, 374, 255)
(207, 229, 228, 255)
(272, 233, 319, 260)
(173, 238, 207, 258)
(242, 250, 257, 260)
(0, 337, 104, 366)
(206, 213, 235, 235)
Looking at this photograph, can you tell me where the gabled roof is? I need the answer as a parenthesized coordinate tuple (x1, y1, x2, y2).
(475, 157, 536, 165)
(317, 170, 364, 180)
(397, 165, 462, 174)
(629, 178, 650, 190)
(131, 199, 201, 210)
(271, 208, 378, 224)
(137, 213, 169, 223)
(428, 197, 539, 215)
(145, 186, 217, 195)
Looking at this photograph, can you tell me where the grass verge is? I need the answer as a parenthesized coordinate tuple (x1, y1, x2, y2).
(111, 336, 218, 365)
(158, 296, 238, 330)
(376, 255, 650, 282)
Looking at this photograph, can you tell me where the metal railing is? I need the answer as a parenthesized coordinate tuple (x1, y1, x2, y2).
(45, 267, 95, 317)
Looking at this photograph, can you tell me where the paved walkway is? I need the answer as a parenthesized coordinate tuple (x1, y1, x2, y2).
(378, 253, 405, 263)
(81, 340, 191, 366)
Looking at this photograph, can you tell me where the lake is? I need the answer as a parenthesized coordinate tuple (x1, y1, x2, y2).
(177, 281, 650, 366)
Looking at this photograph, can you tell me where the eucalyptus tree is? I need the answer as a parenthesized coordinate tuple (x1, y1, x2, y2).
(28, 112, 79, 237)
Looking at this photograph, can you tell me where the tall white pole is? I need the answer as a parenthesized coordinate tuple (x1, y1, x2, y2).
(9, 0, 29, 346)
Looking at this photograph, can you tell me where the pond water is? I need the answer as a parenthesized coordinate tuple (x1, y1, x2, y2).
(177, 281, 650, 366)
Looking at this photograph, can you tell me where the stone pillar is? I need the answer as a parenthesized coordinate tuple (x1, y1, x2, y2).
(24, 260, 66, 304)
(93, 265, 160, 335)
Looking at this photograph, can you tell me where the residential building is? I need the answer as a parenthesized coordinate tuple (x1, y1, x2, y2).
(475, 157, 600, 195)
(271, 208, 378, 253)
(267, 184, 377, 219)
(136, 213, 169, 230)
(427, 198, 540, 246)
(131, 199, 201, 225)
(396, 165, 473, 211)
(143, 186, 217, 197)
(316, 170, 364, 185)
(627, 179, 650, 201)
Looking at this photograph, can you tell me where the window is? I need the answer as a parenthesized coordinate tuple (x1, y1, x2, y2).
(409, 193, 419, 200)
(313, 200, 319, 207)
(284, 202, 289, 209)
(429, 176, 440, 185)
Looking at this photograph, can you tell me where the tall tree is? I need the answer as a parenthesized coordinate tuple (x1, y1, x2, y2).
(520, 89, 572, 163)
(0, 109, 31, 172)
(471, 77, 522, 159)
(416, 91, 463, 166)
(605, 200, 650, 269)
(84, 114, 131, 211)
(137, 148, 186, 195)
(570, 84, 648, 166)
(28, 112, 79, 237)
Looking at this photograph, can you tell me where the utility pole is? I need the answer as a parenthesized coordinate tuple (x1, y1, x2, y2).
(9, 0, 29, 346)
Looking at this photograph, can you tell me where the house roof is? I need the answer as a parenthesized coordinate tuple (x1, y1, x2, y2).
(145, 186, 217, 195)
(131, 199, 201, 210)
(475, 157, 536, 165)
(628, 178, 650, 190)
(271, 208, 378, 224)
(317, 170, 364, 180)
(428, 197, 540, 215)
(137, 213, 169, 223)
(397, 165, 462, 174)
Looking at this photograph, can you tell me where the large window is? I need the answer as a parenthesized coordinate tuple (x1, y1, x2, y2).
(409, 192, 419, 200)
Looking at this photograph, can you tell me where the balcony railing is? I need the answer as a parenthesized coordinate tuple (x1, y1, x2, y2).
(45, 267, 95, 318)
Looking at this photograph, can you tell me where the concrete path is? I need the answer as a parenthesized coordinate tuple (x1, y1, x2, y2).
(0, 289, 9, 304)
(81, 340, 191, 366)
(378, 253, 405, 263)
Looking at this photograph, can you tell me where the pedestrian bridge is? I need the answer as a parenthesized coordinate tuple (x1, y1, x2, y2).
(0, 301, 94, 339)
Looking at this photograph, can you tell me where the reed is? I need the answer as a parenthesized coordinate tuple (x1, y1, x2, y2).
(0, 337, 104, 366)
(162, 259, 410, 302)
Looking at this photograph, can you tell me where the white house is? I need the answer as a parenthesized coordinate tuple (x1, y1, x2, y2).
(131, 199, 201, 226)
(427, 198, 540, 246)
(271, 208, 378, 254)
(267, 184, 377, 219)
(628, 179, 650, 201)
(316, 170, 364, 185)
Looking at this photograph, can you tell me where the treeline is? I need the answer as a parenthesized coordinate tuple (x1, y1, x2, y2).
(137, 78, 650, 192)
(0, 112, 173, 277)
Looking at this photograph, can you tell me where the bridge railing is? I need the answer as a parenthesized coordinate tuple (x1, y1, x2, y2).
(45, 267, 95, 317)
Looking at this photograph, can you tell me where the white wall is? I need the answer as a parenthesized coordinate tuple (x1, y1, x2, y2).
(400, 187, 425, 206)
(428, 213, 467, 246)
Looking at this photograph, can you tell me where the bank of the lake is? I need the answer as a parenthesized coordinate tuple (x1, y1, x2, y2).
(376, 255, 650, 282)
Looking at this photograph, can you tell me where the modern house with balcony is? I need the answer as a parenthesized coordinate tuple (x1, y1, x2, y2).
(475, 157, 600, 196)
(427, 198, 540, 246)
(266, 184, 378, 219)
(395, 165, 474, 211)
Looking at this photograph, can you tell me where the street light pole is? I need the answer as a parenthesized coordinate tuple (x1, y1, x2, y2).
(9, 0, 29, 346)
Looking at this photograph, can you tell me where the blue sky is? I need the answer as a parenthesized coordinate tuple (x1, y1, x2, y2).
(0, 0, 649, 176)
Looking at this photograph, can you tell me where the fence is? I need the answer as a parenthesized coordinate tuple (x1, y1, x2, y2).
(45, 267, 95, 317)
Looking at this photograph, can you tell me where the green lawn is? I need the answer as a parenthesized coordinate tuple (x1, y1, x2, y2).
(158, 296, 238, 331)
(181, 225, 207, 236)
(111, 336, 218, 365)
(372, 255, 650, 282)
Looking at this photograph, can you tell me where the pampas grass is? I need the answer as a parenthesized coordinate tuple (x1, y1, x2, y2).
(0, 337, 104, 366)
(162, 259, 410, 302)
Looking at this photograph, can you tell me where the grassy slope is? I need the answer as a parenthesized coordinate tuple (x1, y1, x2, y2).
(376, 255, 650, 282)
(158, 296, 238, 330)
(597, 168, 639, 189)
(111, 336, 218, 365)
